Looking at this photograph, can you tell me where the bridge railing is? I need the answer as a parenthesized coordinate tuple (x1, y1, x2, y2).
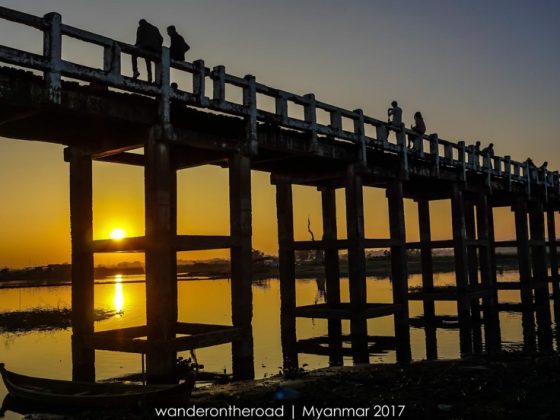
(0, 6, 556, 196)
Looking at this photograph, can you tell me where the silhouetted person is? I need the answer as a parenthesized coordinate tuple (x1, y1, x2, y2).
(167, 26, 190, 61)
(387, 100, 402, 139)
(468, 141, 481, 167)
(481, 143, 494, 157)
(408, 111, 426, 149)
(132, 19, 163, 83)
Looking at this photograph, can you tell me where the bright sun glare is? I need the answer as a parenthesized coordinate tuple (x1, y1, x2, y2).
(110, 228, 126, 240)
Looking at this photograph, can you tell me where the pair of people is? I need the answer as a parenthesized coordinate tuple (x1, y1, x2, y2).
(132, 20, 190, 82)
(387, 101, 426, 148)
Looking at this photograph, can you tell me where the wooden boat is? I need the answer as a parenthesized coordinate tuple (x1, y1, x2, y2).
(0, 363, 195, 409)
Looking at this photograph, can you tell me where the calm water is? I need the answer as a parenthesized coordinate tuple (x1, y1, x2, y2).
(0, 270, 554, 418)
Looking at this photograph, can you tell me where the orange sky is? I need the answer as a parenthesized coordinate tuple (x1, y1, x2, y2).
(0, 1, 559, 267)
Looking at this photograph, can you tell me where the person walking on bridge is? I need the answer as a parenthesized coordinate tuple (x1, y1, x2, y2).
(167, 26, 190, 62)
(132, 19, 163, 83)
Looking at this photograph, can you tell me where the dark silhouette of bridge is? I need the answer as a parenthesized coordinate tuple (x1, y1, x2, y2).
(0, 6, 559, 383)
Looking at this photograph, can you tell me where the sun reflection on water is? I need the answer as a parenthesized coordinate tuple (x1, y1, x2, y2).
(113, 274, 124, 316)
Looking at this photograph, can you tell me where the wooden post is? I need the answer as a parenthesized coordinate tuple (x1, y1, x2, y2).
(451, 184, 473, 355)
(417, 198, 437, 359)
(192, 59, 207, 105)
(43, 12, 62, 104)
(513, 199, 537, 352)
(276, 180, 298, 371)
(229, 154, 255, 379)
(529, 202, 553, 352)
(345, 164, 369, 363)
(68, 148, 95, 382)
(465, 200, 482, 353)
(321, 188, 343, 366)
(243, 75, 258, 155)
(387, 180, 411, 362)
(144, 130, 177, 382)
(156, 48, 171, 125)
(476, 194, 501, 353)
(547, 210, 560, 322)
(304, 94, 318, 152)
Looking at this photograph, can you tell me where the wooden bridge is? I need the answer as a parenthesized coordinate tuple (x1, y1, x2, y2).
(1, 6, 559, 382)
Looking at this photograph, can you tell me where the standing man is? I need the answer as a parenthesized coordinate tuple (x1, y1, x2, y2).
(167, 26, 190, 62)
(387, 100, 402, 140)
(132, 19, 163, 83)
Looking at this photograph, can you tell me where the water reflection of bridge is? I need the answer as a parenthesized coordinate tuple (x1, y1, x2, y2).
(1, 6, 559, 383)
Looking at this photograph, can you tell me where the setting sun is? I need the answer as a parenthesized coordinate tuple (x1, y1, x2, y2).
(110, 228, 126, 240)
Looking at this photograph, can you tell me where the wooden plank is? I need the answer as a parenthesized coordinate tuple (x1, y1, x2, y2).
(92, 236, 146, 253)
(294, 303, 401, 319)
(176, 235, 232, 251)
(173, 328, 242, 351)
(69, 148, 95, 382)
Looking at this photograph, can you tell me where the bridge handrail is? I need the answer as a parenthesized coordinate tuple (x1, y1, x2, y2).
(0, 6, 555, 196)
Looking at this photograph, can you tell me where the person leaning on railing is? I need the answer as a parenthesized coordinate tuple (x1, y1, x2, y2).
(167, 25, 190, 62)
(408, 111, 426, 149)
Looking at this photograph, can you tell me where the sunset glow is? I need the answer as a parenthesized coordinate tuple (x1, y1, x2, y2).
(110, 228, 126, 240)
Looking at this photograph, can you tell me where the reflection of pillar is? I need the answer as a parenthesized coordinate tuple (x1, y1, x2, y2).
(69, 149, 95, 382)
(387, 180, 411, 362)
(321, 188, 343, 366)
(465, 200, 482, 353)
(529, 202, 553, 352)
(513, 199, 536, 352)
(145, 132, 177, 382)
(417, 198, 437, 359)
(451, 185, 473, 355)
(276, 180, 298, 371)
(476, 194, 501, 353)
(229, 154, 255, 379)
(345, 164, 368, 363)
(547, 210, 560, 324)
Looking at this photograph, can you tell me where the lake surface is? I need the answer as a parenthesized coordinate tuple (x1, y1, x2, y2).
(0, 270, 555, 418)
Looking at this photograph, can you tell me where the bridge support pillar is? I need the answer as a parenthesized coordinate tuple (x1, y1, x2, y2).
(387, 180, 411, 362)
(513, 198, 537, 352)
(69, 149, 95, 382)
(547, 210, 560, 324)
(229, 153, 255, 380)
(529, 201, 553, 352)
(345, 164, 369, 363)
(465, 200, 483, 353)
(275, 180, 298, 372)
(321, 187, 343, 366)
(144, 130, 177, 383)
(417, 198, 437, 359)
(476, 194, 501, 353)
(451, 185, 473, 355)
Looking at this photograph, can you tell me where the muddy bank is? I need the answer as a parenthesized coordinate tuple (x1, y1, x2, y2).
(190, 352, 560, 419)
